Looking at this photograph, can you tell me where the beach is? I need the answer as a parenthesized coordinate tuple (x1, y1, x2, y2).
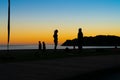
(0, 49, 120, 80)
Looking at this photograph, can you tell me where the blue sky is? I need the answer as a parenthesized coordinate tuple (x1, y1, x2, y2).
(1, 0, 120, 21)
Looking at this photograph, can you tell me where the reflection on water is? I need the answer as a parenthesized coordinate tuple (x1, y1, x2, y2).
(0, 45, 119, 50)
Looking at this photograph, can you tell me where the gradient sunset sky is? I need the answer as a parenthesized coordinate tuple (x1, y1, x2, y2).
(0, 0, 120, 45)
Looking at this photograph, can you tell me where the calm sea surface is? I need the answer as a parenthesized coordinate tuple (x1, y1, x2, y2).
(0, 45, 119, 50)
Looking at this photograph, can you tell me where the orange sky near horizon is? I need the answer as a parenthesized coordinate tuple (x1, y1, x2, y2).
(0, 21, 120, 45)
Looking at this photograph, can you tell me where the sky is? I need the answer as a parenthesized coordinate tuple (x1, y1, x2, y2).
(0, 0, 120, 45)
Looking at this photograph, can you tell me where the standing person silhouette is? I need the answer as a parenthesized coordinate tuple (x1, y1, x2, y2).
(42, 42, 46, 51)
(53, 29, 58, 50)
(77, 28, 83, 50)
(38, 41, 42, 50)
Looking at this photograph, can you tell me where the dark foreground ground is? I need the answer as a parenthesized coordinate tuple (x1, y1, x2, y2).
(0, 49, 120, 80)
(0, 48, 120, 62)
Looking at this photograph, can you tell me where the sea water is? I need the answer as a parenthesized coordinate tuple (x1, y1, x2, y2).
(0, 44, 119, 50)
(0, 45, 66, 50)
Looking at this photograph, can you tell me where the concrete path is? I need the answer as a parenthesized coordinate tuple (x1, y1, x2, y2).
(0, 55, 120, 80)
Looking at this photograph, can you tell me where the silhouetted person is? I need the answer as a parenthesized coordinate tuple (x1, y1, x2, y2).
(65, 47, 70, 52)
(42, 42, 46, 51)
(73, 45, 76, 50)
(77, 28, 83, 50)
(115, 45, 117, 49)
(53, 29, 58, 50)
(38, 41, 42, 50)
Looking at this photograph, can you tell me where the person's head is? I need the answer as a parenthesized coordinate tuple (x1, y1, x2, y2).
(54, 29, 58, 33)
(42, 42, 45, 44)
(79, 28, 82, 32)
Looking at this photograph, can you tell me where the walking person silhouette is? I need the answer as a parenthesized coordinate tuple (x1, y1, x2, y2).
(77, 28, 83, 50)
(53, 29, 58, 50)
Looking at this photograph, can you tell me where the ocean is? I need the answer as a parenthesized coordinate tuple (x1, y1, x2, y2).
(0, 44, 119, 50)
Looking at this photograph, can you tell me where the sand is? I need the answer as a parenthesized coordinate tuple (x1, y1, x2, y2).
(0, 49, 120, 80)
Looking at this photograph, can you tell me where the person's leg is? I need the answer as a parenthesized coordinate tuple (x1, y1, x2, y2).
(54, 41, 58, 50)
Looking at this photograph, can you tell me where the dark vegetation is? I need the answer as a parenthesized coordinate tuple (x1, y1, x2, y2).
(62, 35, 120, 46)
